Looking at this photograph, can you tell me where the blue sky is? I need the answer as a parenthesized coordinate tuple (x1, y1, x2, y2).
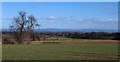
(2, 2, 118, 30)
(2, 0, 120, 2)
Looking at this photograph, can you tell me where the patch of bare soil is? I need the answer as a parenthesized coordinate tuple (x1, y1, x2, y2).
(30, 40, 119, 44)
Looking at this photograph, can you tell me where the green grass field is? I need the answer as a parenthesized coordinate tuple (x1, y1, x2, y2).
(3, 43, 118, 60)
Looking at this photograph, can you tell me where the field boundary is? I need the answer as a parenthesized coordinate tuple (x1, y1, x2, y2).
(30, 40, 119, 44)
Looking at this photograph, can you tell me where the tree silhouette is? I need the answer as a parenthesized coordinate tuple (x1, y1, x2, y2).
(10, 11, 40, 44)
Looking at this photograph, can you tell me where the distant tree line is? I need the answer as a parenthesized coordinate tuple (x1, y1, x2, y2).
(34, 32, 120, 40)
(3, 31, 120, 40)
(2, 31, 120, 44)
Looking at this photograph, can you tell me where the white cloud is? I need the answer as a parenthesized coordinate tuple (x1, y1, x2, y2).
(99, 19, 117, 22)
(47, 16, 56, 20)
(75, 18, 118, 30)
(38, 16, 74, 23)
(77, 18, 117, 22)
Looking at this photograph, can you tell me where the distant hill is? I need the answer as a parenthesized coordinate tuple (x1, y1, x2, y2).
(1, 28, 118, 33)
(34, 28, 118, 32)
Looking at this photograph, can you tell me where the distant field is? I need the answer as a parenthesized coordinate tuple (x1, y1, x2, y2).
(3, 40, 119, 60)
(46, 38, 119, 42)
(31, 39, 119, 44)
(46, 38, 81, 41)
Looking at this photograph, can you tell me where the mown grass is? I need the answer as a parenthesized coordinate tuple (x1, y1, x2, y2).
(2, 44, 118, 60)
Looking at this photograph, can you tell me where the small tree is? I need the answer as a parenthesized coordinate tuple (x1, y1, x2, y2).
(10, 11, 40, 44)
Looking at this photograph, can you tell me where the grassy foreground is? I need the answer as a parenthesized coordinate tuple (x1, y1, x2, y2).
(2, 43, 118, 60)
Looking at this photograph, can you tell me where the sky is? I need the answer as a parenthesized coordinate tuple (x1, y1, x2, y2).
(2, 2, 118, 30)
(2, 0, 120, 2)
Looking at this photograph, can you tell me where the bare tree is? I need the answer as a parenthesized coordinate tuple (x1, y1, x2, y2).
(10, 11, 40, 44)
